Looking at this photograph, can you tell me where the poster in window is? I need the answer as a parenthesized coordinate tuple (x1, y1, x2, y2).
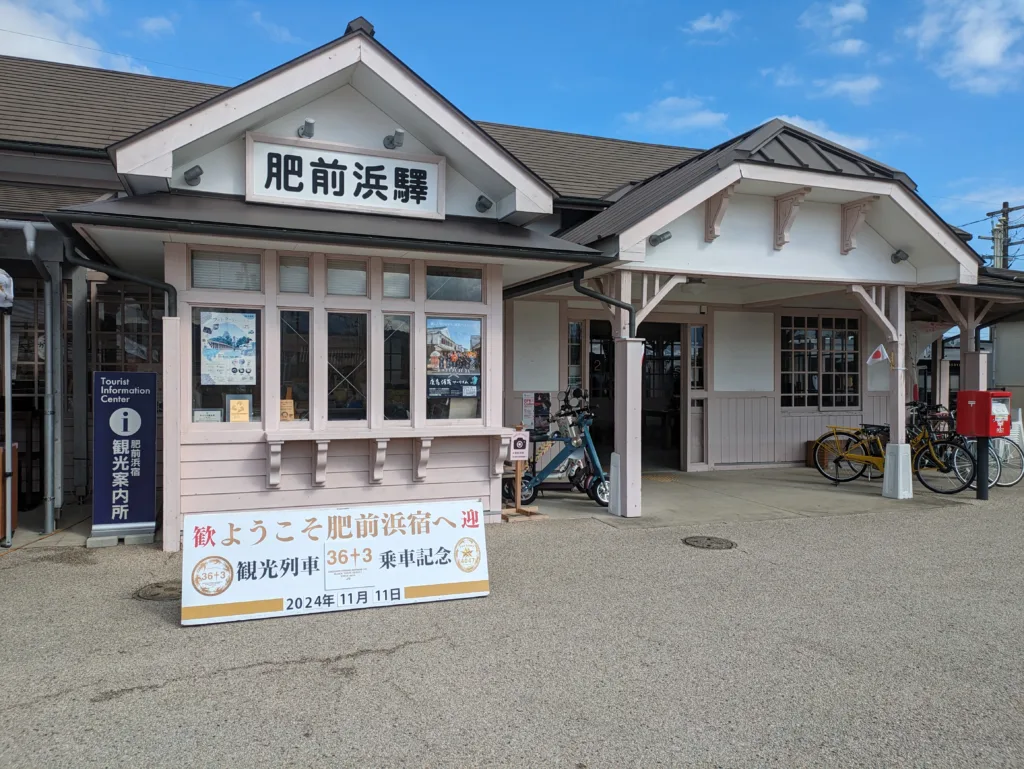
(426, 318, 481, 398)
(200, 311, 257, 386)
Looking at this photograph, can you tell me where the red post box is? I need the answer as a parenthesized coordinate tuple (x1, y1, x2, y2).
(956, 390, 1012, 438)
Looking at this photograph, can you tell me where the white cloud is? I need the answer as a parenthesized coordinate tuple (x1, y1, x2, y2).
(814, 73, 881, 104)
(0, 0, 147, 73)
(906, 0, 1024, 94)
(251, 10, 301, 44)
(799, 1, 868, 35)
(772, 115, 875, 151)
(829, 38, 867, 55)
(934, 181, 1024, 214)
(622, 96, 728, 134)
(760, 64, 803, 87)
(138, 16, 173, 36)
(685, 10, 738, 34)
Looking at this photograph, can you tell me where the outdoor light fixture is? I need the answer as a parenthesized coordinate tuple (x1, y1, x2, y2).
(383, 129, 405, 149)
(891, 249, 910, 264)
(648, 231, 672, 247)
(183, 165, 203, 186)
(475, 195, 493, 213)
(682, 279, 708, 296)
(297, 118, 315, 139)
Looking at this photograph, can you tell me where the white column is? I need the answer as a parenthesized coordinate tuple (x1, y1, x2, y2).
(937, 359, 951, 409)
(883, 285, 912, 499)
(162, 316, 182, 552)
(611, 337, 643, 517)
(609, 271, 642, 517)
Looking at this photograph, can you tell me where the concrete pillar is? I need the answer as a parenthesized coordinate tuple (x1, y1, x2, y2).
(963, 352, 988, 391)
(936, 359, 951, 409)
(883, 285, 912, 500)
(611, 337, 643, 517)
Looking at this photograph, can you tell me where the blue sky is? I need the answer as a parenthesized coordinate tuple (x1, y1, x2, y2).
(2, 0, 1023, 258)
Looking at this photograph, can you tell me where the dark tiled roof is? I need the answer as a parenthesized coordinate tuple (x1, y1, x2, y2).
(560, 119, 912, 245)
(0, 182, 112, 219)
(0, 55, 225, 151)
(0, 55, 696, 201)
(477, 122, 700, 199)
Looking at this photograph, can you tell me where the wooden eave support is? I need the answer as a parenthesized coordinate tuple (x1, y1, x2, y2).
(849, 284, 896, 341)
(774, 187, 811, 250)
(840, 196, 879, 255)
(635, 273, 687, 325)
(704, 183, 739, 242)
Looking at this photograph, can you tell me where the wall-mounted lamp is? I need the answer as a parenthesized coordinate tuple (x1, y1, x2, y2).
(891, 249, 910, 264)
(183, 165, 203, 187)
(383, 129, 405, 149)
(682, 278, 707, 296)
(475, 195, 493, 213)
(297, 119, 315, 139)
(648, 231, 672, 247)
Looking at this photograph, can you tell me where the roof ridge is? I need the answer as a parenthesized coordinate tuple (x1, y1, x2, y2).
(477, 120, 699, 152)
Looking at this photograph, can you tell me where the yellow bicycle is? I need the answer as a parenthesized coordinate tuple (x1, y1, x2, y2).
(813, 422, 977, 494)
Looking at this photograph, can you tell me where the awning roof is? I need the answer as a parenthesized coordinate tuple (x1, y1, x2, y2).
(46, 192, 606, 263)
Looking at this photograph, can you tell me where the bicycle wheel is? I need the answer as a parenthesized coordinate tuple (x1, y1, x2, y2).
(962, 439, 1001, 489)
(915, 441, 976, 494)
(994, 437, 1024, 487)
(813, 431, 869, 483)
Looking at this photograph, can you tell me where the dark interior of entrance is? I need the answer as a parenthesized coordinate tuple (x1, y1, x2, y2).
(588, 320, 684, 470)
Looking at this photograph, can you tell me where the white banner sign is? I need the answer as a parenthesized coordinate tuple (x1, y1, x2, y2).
(246, 133, 445, 219)
(181, 499, 488, 625)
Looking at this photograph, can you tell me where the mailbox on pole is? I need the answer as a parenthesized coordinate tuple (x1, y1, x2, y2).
(957, 390, 1012, 501)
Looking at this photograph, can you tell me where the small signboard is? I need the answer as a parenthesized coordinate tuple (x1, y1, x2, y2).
(509, 431, 530, 461)
(92, 372, 157, 537)
(181, 499, 488, 626)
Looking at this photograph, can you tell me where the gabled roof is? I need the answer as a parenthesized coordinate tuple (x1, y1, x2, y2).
(560, 119, 917, 245)
(0, 54, 693, 201)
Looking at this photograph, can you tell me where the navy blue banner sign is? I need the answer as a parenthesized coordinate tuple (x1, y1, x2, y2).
(92, 372, 157, 537)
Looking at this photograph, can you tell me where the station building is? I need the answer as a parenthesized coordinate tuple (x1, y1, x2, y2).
(1, 16, 1022, 549)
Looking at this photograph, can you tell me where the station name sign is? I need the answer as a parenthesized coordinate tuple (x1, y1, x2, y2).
(245, 132, 445, 219)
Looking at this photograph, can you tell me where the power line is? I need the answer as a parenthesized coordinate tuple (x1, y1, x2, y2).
(956, 215, 995, 228)
(0, 26, 242, 82)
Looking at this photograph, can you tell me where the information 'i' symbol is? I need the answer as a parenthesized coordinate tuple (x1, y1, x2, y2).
(109, 407, 142, 437)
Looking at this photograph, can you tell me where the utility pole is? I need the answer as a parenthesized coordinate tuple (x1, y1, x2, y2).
(980, 201, 1024, 268)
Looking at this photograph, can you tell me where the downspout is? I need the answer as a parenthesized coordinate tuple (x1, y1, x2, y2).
(0, 221, 57, 534)
(572, 269, 636, 338)
(62, 241, 177, 317)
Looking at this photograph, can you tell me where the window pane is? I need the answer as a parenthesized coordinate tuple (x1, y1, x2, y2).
(383, 263, 411, 299)
(426, 266, 482, 302)
(192, 251, 261, 291)
(192, 308, 261, 422)
(327, 313, 367, 421)
(280, 310, 310, 421)
(690, 325, 705, 390)
(279, 255, 309, 294)
(384, 314, 411, 420)
(568, 320, 583, 388)
(326, 259, 367, 296)
(427, 317, 481, 419)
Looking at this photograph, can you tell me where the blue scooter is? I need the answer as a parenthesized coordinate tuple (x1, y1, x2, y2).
(502, 389, 610, 508)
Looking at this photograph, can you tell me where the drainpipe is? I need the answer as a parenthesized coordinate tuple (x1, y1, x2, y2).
(0, 220, 56, 534)
(572, 269, 636, 338)
(62, 243, 177, 317)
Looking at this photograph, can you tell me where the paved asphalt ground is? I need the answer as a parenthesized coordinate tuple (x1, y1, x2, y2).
(2, 496, 1023, 767)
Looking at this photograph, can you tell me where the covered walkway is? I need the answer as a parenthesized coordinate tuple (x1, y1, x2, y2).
(529, 467, 974, 526)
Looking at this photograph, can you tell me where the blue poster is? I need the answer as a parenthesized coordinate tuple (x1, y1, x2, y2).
(92, 372, 157, 536)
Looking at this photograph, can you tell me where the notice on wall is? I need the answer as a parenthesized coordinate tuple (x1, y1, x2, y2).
(521, 392, 551, 431)
(181, 499, 489, 626)
(92, 372, 157, 537)
(200, 311, 257, 386)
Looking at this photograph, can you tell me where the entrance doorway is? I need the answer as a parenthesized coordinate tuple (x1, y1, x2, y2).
(583, 319, 707, 471)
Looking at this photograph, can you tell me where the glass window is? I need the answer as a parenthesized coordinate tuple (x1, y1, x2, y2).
(384, 315, 411, 420)
(191, 251, 261, 291)
(280, 310, 309, 422)
(426, 266, 482, 302)
(426, 317, 481, 419)
(567, 321, 583, 389)
(690, 326, 705, 390)
(326, 259, 367, 296)
(279, 255, 309, 294)
(191, 307, 261, 422)
(327, 313, 367, 421)
(383, 263, 411, 299)
(780, 315, 859, 409)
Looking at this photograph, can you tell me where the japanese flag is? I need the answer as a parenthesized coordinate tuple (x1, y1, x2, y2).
(866, 343, 890, 366)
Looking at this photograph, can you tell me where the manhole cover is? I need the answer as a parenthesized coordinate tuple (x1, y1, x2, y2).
(683, 536, 736, 550)
(134, 581, 182, 601)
